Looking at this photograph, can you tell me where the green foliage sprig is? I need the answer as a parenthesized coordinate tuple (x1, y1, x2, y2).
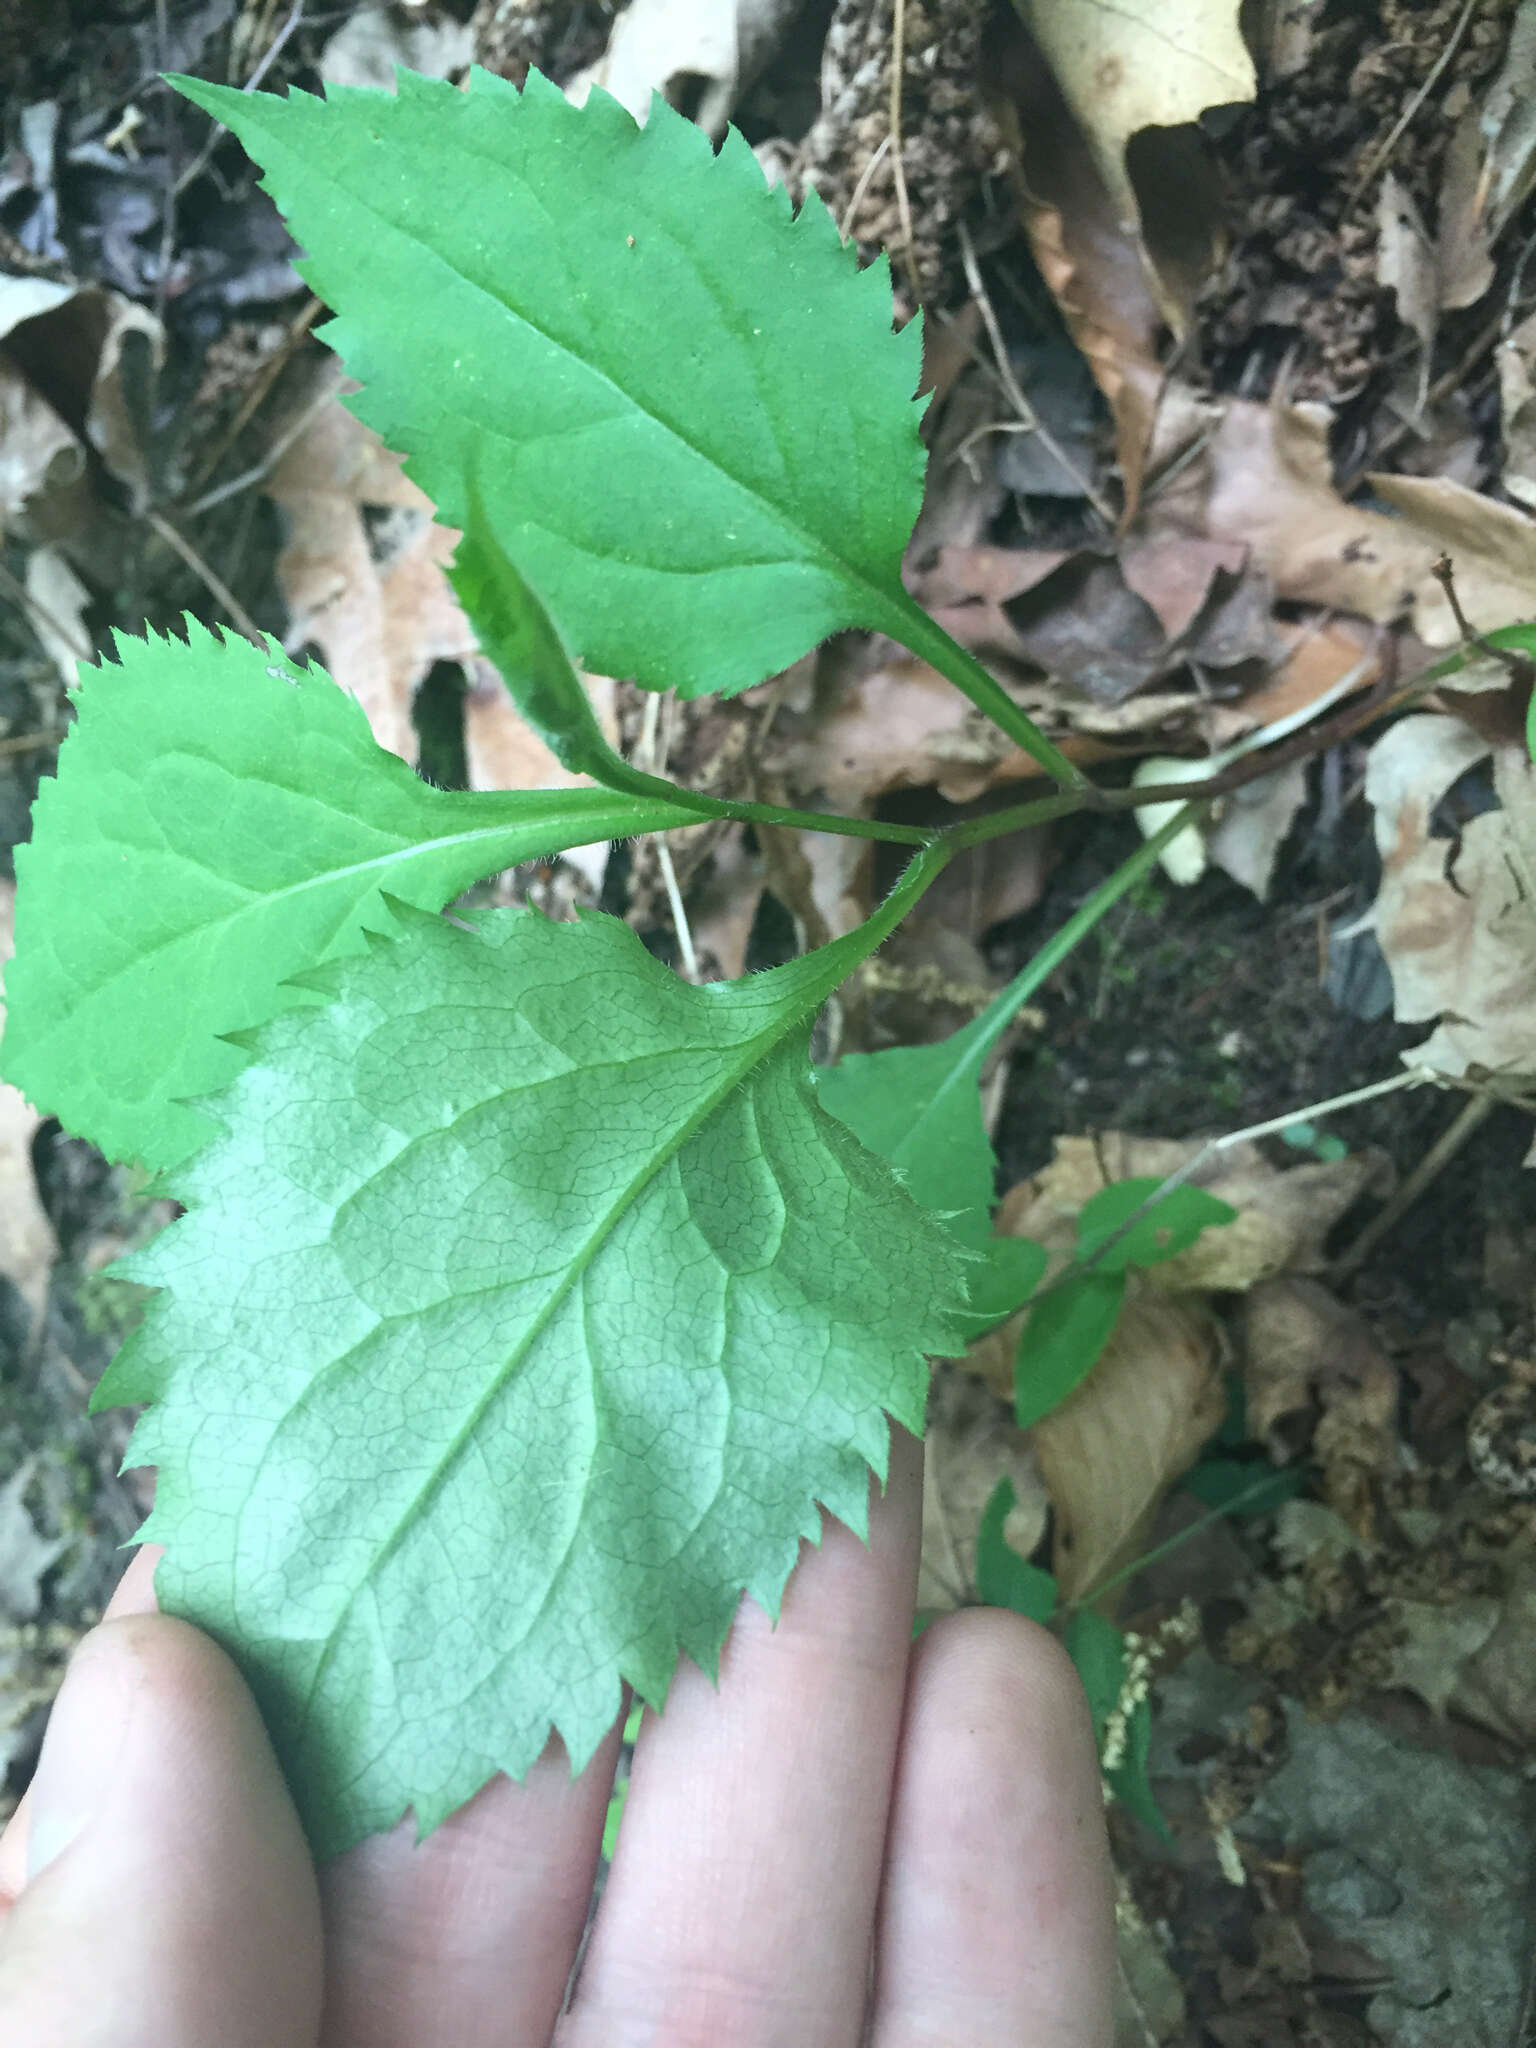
(3, 67, 1240, 1855)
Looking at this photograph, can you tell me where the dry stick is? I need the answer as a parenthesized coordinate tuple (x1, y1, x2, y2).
(0, 728, 68, 757)
(1346, 0, 1478, 211)
(887, 0, 920, 301)
(174, 0, 308, 197)
(954, 219, 1116, 526)
(145, 509, 264, 644)
(182, 350, 339, 517)
(1330, 1088, 1498, 1281)
(184, 296, 326, 503)
(837, 133, 891, 244)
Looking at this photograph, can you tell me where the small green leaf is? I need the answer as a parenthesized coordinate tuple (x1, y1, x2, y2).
(103, 903, 967, 1857)
(1075, 1179, 1237, 1273)
(1182, 1457, 1303, 1517)
(1064, 1608, 1126, 1740)
(1105, 1698, 1169, 1841)
(818, 1014, 1045, 1327)
(1, 623, 699, 1171)
(975, 1478, 1057, 1622)
(178, 68, 931, 700)
(1014, 1270, 1126, 1431)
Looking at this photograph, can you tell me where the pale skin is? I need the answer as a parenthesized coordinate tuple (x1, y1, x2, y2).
(0, 1427, 1115, 2047)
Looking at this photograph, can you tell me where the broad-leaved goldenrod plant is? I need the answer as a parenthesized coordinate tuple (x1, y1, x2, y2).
(3, 68, 1239, 1856)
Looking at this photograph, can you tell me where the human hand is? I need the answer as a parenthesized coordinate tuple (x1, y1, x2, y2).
(0, 1428, 1114, 2046)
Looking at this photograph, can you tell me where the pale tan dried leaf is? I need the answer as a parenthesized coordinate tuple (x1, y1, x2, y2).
(687, 825, 764, 982)
(1496, 310, 1536, 509)
(0, 360, 81, 532)
(570, 0, 802, 137)
(1450, 1562, 1536, 1744)
(1016, 0, 1254, 242)
(1368, 472, 1536, 647)
(920, 1366, 1049, 1613)
(1366, 716, 1536, 1079)
(1205, 757, 1310, 901)
(0, 277, 161, 511)
(22, 544, 90, 685)
(1435, 109, 1496, 313)
(994, 1132, 1387, 1295)
(1194, 401, 1438, 621)
(319, 0, 473, 89)
(1376, 172, 1438, 365)
(1384, 1595, 1503, 1718)
(1242, 1279, 1398, 1472)
(1033, 1278, 1225, 1599)
(1478, 0, 1536, 242)
(266, 388, 612, 795)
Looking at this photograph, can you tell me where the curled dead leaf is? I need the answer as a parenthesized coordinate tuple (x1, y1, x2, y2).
(1033, 1277, 1226, 1601)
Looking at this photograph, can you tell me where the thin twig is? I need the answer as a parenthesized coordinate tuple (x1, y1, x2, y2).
(0, 727, 68, 757)
(1330, 1088, 1497, 1280)
(182, 351, 339, 516)
(954, 219, 1116, 525)
(838, 134, 891, 244)
(1347, 0, 1478, 211)
(145, 509, 264, 644)
(887, 0, 919, 301)
(174, 0, 307, 196)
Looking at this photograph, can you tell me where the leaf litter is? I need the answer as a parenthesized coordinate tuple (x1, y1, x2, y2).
(5, 0, 1536, 2030)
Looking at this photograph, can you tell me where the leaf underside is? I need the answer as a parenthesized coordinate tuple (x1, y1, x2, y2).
(175, 67, 928, 698)
(0, 623, 695, 1170)
(104, 905, 966, 1858)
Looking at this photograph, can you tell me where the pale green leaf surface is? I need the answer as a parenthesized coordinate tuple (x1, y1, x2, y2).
(0, 623, 697, 1171)
(1075, 1179, 1237, 1272)
(101, 904, 967, 1857)
(173, 68, 930, 698)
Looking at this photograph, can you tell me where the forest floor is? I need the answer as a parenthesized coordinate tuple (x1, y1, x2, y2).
(2, 3, 1535, 2042)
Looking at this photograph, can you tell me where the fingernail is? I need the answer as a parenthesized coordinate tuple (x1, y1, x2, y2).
(26, 1624, 145, 1879)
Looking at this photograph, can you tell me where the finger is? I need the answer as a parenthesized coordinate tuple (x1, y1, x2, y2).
(867, 1608, 1116, 2048)
(558, 1424, 925, 2048)
(0, 1542, 164, 1899)
(317, 1718, 624, 2048)
(0, 1610, 323, 2048)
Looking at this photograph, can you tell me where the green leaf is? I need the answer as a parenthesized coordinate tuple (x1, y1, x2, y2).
(1182, 1457, 1302, 1517)
(1013, 1270, 1125, 1431)
(817, 1014, 1046, 1327)
(1, 623, 698, 1171)
(1063, 1611, 1167, 1836)
(101, 902, 968, 1857)
(1075, 1179, 1237, 1273)
(176, 68, 931, 700)
(975, 1478, 1057, 1622)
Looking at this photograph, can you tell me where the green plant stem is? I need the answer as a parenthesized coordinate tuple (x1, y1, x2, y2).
(599, 764, 938, 848)
(877, 593, 1095, 798)
(955, 801, 1206, 1076)
(1065, 1470, 1293, 1612)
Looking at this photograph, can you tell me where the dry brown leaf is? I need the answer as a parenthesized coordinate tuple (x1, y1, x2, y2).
(1243, 1279, 1399, 1477)
(22, 543, 90, 685)
(1376, 172, 1438, 371)
(1384, 1595, 1503, 1719)
(998, 28, 1168, 515)
(1189, 400, 1438, 622)
(994, 1131, 1388, 1295)
(1496, 309, 1536, 510)
(266, 386, 616, 798)
(319, 0, 473, 89)
(1016, 0, 1253, 322)
(1449, 1561, 1536, 1745)
(919, 1366, 1049, 1613)
(1366, 472, 1536, 647)
(570, 0, 802, 137)
(1204, 757, 1310, 901)
(0, 276, 161, 515)
(0, 879, 56, 1327)
(1033, 1277, 1225, 1600)
(1365, 715, 1536, 1081)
